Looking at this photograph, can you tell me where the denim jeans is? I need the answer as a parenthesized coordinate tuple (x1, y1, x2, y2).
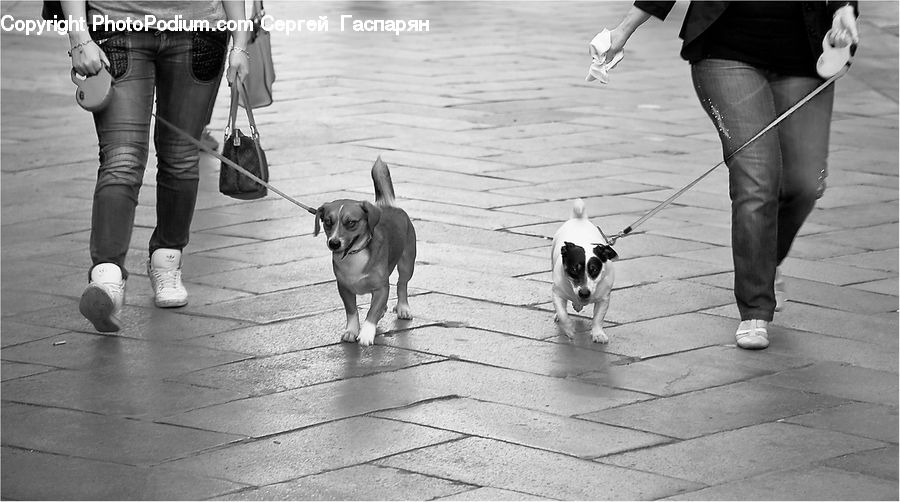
(89, 29, 227, 278)
(691, 59, 834, 321)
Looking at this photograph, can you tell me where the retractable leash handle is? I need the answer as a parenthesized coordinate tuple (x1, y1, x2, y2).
(605, 35, 856, 247)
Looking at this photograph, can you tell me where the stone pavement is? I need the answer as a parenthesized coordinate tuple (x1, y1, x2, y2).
(1, 0, 897, 499)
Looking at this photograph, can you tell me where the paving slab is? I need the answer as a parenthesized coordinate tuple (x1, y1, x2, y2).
(601, 422, 889, 486)
(762, 325, 900, 372)
(1, 447, 245, 501)
(1, 403, 241, 465)
(412, 264, 549, 306)
(8, 302, 251, 341)
(756, 361, 899, 407)
(602, 279, 734, 324)
(2, 369, 247, 420)
(785, 402, 899, 444)
(382, 325, 621, 379)
(580, 381, 848, 440)
(216, 464, 473, 501)
(0, 330, 248, 378)
(409, 292, 588, 340)
(0, 360, 53, 381)
(601, 313, 734, 359)
(173, 343, 444, 397)
(378, 436, 702, 500)
(159, 369, 451, 438)
(665, 465, 898, 501)
(376, 396, 670, 458)
(165, 416, 462, 486)
(0, 320, 66, 348)
(372, 359, 652, 417)
(436, 487, 550, 501)
(580, 345, 811, 397)
(823, 445, 900, 482)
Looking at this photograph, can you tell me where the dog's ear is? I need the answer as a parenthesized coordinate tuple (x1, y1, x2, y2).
(593, 244, 618, 262)
(361, 201, 381, 229)
(314, 206, 324, 236)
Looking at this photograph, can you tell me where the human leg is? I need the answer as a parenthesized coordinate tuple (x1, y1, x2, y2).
(88, 31, 156, 277)
(81, 31, 156, 331)
(146, 31, 226, 307)
(691, 59, 782, 324)
(771, 76, 835, 264)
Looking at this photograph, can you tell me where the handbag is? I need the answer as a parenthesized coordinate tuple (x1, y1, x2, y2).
(240, 1, 276, 109)
(219, 80, 269, 200)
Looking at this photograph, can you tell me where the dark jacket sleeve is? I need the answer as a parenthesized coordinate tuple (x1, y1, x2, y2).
(633, 1, 676, 21)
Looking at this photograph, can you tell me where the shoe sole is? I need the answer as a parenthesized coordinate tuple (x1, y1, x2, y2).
(155, 297, 188, 308)
(79, 284, 121, 332)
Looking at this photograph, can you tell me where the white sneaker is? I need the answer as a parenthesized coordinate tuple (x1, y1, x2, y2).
(79, 263, 126, 332)
(774, 267, 786, 312)
(735, 319, 769, 350)
(148, 248, 188, 308)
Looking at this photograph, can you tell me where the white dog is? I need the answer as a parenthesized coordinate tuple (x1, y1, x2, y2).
(551, 199, 617, 343)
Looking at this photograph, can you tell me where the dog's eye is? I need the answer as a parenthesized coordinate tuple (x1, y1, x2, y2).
(323, 219, 333, 228)
(345, 220, 357, 229)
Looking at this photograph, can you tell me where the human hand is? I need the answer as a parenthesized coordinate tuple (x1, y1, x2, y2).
(226, 47, 251, 86)
(70, 39, 109, 77)
(828, 5, 859, 48)
(608, 27, 628, 59)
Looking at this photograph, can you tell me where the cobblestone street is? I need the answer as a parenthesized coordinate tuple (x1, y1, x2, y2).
(1, 1, 897, 499)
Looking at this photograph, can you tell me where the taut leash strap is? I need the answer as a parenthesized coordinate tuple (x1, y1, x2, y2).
(608, 67, 846, 246)
(151, 97, 317, 215)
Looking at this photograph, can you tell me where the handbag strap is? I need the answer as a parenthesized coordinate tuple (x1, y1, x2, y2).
(225, 78, 261, 138)
(251, 0, 264, 23)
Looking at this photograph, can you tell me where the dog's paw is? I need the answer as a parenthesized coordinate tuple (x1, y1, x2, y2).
(342, 318, 360, 343)
(392, 303, 413, 320)
(559, 321, 576, 339)
(357, 322, 377, 346)
(591, 327, 609, 344)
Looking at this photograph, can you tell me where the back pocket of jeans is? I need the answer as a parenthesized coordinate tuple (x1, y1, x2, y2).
(191, 31, 227, 82)
(95, 34, 129, 80)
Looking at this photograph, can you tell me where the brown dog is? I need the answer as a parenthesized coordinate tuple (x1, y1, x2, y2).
(314, 157, 416, 345)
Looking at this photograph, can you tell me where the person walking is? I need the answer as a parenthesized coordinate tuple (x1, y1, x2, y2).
(602, 1, 859, 349)
(64, 0, 252, 332)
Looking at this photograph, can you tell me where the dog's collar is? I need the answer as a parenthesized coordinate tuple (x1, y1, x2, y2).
(341, 233, 373, 259)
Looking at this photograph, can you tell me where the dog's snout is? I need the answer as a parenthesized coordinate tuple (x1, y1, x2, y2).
(578, 288, 591, 299)
(327, 239, 341, 250)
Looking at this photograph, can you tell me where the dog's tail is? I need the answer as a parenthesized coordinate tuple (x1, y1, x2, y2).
(372, 156, 396, 208)
(571, 198, 587, 219)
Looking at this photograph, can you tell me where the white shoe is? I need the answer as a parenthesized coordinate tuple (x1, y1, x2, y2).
(735, 319, 769, 350)
(148, 248, 188, 308)
(79, 263, 126, 332)
(774, 267, 786, 312)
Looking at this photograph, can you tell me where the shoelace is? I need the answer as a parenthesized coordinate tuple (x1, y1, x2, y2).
(151, 268, 182, 291)
(102, 280, 125, 297)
